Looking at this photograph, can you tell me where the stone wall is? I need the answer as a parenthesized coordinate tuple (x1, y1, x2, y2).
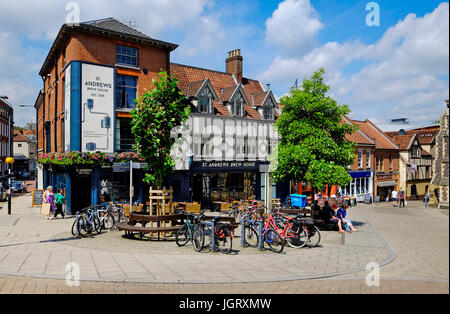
(432, 100, 449, 209)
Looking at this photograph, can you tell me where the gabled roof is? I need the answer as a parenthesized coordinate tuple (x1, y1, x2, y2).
(186, 79, 219, 101)
(170, 63, 270, 120)
(13, 131, 31, 143)
(351, 119, 398, 150)
(390, 133, 417, 150)
(40, 18, 178, 76)
(342, 116, 375, 146)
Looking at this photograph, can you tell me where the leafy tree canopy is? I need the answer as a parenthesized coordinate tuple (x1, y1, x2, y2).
(131, 71, 191, 186)
(271, 68, 357, 191)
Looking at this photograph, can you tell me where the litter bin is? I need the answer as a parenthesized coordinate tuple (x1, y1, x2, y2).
(350, 197, 357, 207)
(364, 195, 372, 204)
(290, 194, 307, 208)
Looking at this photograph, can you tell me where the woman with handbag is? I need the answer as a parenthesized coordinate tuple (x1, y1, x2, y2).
(43, 186, 56, 220)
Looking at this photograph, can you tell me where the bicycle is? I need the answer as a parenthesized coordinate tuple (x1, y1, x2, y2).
(201, 216, 234, 254)
(95, 203, 117, 231)
(175, 210, 205, 252)
(228, 200, 254, 225)
(75, 207, 101, 237)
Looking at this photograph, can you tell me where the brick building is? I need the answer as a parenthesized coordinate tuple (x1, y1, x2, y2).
(341, 116, 375, 202)
(36, 18, 178, 212)
(36, 18, 284, 213)
(351, 119, 400, 202)
(0, 97, 14, 179)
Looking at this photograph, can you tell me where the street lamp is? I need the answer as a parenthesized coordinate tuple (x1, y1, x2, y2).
(5, 157, 14, 215)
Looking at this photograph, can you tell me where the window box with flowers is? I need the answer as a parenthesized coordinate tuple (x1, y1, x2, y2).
(37, 151, 145, 168)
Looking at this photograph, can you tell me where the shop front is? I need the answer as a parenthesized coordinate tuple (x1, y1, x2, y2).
(40, 163, 147, 214)
(165, 160, 289, 211)
(342, 170, 374, 202)
(375, 173, 399, 202)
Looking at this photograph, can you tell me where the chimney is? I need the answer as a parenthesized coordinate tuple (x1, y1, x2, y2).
(226, 49, 243, 84)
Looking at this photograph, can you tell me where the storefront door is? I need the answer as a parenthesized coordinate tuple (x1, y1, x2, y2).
(71, 175, 92, 211)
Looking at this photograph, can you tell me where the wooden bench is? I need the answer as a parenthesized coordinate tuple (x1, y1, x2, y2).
(117, 213, 185, 240)
(278, 208, 312, 217)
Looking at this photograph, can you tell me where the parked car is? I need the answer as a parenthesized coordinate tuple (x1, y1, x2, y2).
(0, 187, 6, 202)
(11, 181, 26, 194)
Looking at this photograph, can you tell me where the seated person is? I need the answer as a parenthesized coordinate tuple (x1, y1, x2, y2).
(336, 204, 358, 233)
(311, 200, 321, 218)
(321, 201, 333, 220)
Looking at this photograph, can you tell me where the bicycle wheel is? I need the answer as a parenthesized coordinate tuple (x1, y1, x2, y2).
(76, 215, 88, 238)
(103, 212, 116, 230)
(175, 224, 190, 247)
(264, 229, 284, 253)
(216, 225, 232, 254)
(244, 225, 259, 248)
(93, 215, 102, 234)
(71, 219, 77, 236)
(234, 210, 242, 225)
(307, 226, 321, 247)
(193, 225, 205, 252)
(287, 225, 309, 249)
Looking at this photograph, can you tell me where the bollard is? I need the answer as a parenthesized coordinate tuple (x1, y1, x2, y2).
(241, 216, 246, 247)
(257, 220, 264, 251)
(210, 220, 216, 252)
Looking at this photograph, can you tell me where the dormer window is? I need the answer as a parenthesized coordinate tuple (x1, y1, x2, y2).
(193, 79, 217, 114)
(263, 106, 273, 120)
(231, 92, 246, 117)
(198, 96, 210, 113)
(232, 99, 244, 117)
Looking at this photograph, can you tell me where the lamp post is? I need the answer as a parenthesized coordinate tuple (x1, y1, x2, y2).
(5, 157, 14, 215)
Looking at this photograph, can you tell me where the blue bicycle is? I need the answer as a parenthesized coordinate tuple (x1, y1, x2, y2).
(175, 210, 205, 252)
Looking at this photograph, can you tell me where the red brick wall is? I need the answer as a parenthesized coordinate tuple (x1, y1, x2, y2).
(348, 146, 375, 171)
(374, 150, 399, 172)
(38, 31, 170, 154)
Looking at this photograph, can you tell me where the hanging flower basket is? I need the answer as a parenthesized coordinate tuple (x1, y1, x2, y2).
(37, 151, 145, 168)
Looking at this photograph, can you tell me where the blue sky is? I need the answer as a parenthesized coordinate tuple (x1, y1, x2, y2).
(0, 0, 448, 127)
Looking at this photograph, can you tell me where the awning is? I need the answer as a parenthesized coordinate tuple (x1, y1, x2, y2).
(378, 180, 397, 187)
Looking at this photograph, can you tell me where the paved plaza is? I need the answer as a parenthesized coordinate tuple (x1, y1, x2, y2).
(0, 194, 448, 294)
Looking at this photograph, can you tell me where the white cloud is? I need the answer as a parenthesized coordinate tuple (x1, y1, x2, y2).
(260, 2, 449, 124)
(265, 0, 323, 55)
(0, 0, 212, 39)
(178, 14, 226, 57)
(0, 0, 222, 126)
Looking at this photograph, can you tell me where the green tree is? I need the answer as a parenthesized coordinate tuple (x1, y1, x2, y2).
(131, 71, 191, 186)
(271, 68, 357, 191)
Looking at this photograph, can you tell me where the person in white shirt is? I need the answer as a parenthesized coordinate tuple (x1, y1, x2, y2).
(391, 190, 398, 207)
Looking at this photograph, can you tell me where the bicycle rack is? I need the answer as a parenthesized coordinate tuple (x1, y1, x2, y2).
(240, 216, 246, 247)
(210, 220, 216, 252)
(257, 220, 264, 251)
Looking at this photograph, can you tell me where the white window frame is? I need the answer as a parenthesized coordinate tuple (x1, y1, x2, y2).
(358, 150, 363, 168)
(366, 150, 371, 168)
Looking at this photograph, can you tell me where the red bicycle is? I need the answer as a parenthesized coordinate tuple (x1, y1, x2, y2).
(268, 212, 309, 249)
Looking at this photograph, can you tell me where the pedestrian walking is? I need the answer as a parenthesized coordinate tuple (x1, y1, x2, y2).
(399, 191, 406, 208)
(425, 191, 431, 208)
(391, 190, 398, 207)
(54, 188, 66, 219)
(21, 181, 27, 194)
(43, 186, 56, 220)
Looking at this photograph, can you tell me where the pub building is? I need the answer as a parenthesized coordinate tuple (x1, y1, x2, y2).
(35, 18, 288, 214)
